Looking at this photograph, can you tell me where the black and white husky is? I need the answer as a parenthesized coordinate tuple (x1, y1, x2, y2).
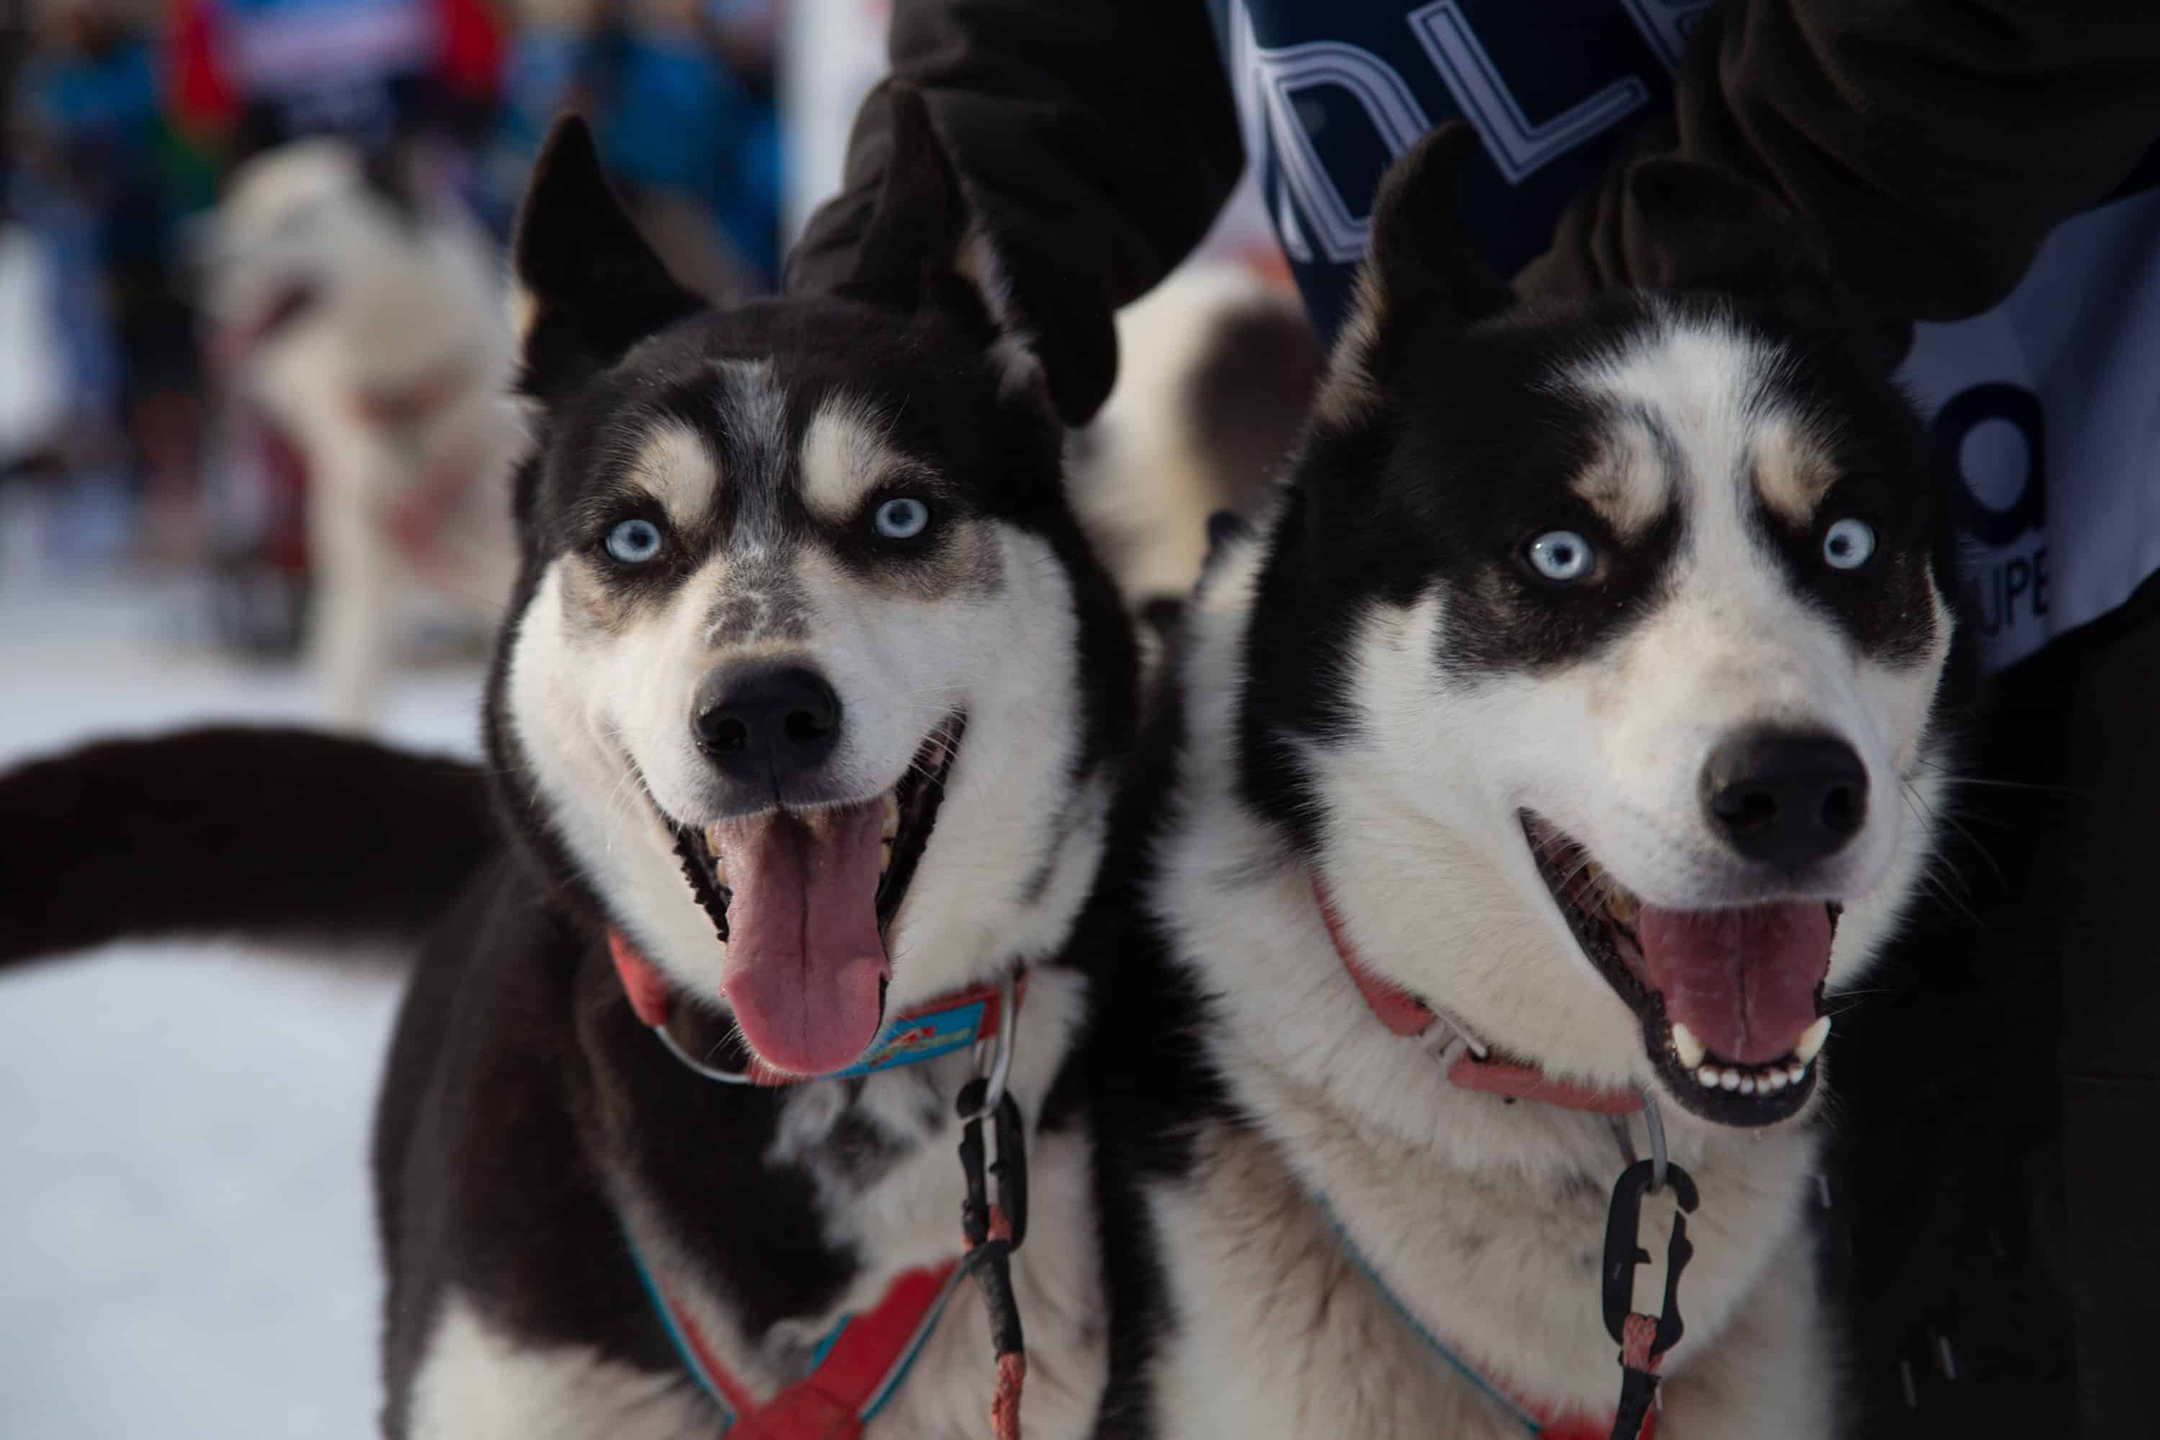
(1090, 128, 1954, 1440)
(1, 94, 1132, 1438)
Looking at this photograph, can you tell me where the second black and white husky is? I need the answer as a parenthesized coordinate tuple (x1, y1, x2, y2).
(1, 94, 1132, 1438)
(1089, 128, 1955, 1440)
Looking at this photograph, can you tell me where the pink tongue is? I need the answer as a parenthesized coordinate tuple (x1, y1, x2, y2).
(1634, 902, 1830, 1065)
(711, 801, 889, 1077)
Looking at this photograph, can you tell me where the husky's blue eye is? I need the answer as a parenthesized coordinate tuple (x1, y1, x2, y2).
(605, 518, 663, 565)
(1822, 517, 1876, 570)
(1525, 530, 1595, 583)
(873, 497, 931, 541)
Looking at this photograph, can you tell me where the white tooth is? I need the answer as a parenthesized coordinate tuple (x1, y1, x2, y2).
(1719, 1068, 1742, 1091)
(879, 840, 893, 874)
(1738, 1075, 1757, 1095)
(1763, 1070, 1788, 1091)
(881, 793, 900, 839)
(1794, 1016, 1831, 1064)
(1670, 1023, 1706, 1070)
(1697, 1065, 1721, 1088)
(714, 861, 728, 890)
(705, 821, 726, 853)
(1787, 1063, 1808, 1086)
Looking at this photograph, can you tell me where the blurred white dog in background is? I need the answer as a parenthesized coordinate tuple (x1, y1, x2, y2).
(200, 139, 524, 727)
(1071, 260, 1319, 615)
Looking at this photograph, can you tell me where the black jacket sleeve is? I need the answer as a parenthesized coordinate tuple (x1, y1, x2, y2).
(1517, 1, 2160, 349)
(784, 0, 1245, 425)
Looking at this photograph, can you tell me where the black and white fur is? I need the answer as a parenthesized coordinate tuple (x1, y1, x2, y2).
(1089, 129, 1954, 1439)
(2, 95, 1134, 1438)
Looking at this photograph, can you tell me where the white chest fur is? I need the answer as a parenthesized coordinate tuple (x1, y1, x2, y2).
(1144, 1114, 1831, 1440)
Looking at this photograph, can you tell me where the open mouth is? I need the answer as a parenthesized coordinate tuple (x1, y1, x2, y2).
(658, 715, 967, 1076)
(1521, 813, 1836, 1125)
(211, 278, 324, 370)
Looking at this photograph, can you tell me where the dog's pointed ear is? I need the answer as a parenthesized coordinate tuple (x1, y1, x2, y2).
(1366, 123, 1516, 327)
(1623, 161, 1905, 371)
(1318, 123, 1513, 424)
(358, 142, 421, 229)
(1623, 158, 1840, 315)
(819, 84, 1044, 391)
(510, 115, 704, 403)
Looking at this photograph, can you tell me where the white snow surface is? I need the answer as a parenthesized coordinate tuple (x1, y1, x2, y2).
(0, 573, 488, 1438)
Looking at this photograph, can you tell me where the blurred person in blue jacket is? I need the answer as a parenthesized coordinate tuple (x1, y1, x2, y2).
(14, 0, 202, 556)
(494, 0, 779, 294)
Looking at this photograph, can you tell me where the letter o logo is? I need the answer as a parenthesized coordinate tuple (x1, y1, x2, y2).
(1931, 382, 2045, 547)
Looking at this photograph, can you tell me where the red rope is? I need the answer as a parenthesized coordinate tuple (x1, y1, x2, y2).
(1620, 1312, 1662, 1374)
(989, 1352, 1026, 1440)
(968, 1204, 1024, 1440)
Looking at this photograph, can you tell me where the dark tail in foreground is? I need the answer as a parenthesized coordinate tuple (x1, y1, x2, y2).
(0, 726, 497, 967)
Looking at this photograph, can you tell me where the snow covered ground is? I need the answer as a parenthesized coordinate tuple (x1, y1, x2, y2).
(0, 567, 487, 1438)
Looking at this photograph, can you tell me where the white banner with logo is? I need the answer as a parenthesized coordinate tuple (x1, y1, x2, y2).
(1901, 186, 2160, 672)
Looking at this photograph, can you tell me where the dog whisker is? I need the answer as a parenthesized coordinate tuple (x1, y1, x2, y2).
(1902, 779, 2005, 890)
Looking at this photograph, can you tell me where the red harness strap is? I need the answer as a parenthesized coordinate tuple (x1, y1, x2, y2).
(356, 359, 484, 583)
(385, 441, 484, 582)
(653, 1260, 960, 1439)
(1543, 1407, 1658, 1440)
(611, 931, 1030, 1436)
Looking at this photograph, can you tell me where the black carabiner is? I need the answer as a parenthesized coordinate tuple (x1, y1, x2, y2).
(957, 1078, 1029, 1252)
(956, 1077, 1030, 1363)
(1601, 1157, 1698, 1358)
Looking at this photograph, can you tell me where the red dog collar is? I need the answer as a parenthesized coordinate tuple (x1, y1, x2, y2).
(1311, 873, 1641, 1115)
(606, 930, 1020, 1087)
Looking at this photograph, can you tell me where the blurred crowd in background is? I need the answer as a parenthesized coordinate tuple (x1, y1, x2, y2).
(0, 0, 887, 628)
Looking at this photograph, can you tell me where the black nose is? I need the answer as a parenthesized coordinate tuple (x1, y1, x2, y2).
(692, 663, 842, 783)
(1701, 730, 1868, 870)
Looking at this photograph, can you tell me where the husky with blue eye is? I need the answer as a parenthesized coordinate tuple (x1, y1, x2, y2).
(1088, 126, 1955, 1440)
(0, 92, 1132, 1438)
